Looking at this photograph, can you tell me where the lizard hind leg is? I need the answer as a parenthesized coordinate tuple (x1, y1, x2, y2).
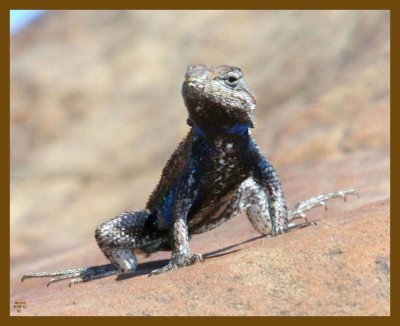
(21, 264, 119, 287)
(288, 189, 359, 224)
(22, 209, 151, 287)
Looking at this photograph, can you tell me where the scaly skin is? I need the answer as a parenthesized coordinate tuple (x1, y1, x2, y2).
(21, 64, 358, 286)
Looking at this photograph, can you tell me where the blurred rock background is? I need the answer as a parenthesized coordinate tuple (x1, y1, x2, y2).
(10, 10, 389, 315)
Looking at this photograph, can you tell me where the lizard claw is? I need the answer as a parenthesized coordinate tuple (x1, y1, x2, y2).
(285, 220, 319, 232)
(191, 253, 205, 263)
(319, 201, 328, 211)
(148, 264, 174, 276)
(68, 278, 84, 287)
(338, 189, 359, 202)
(148, 253, 204, 276)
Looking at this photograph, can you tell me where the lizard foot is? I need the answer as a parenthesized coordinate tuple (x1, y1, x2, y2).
(21, 264, 119, 287)
(285, 220, 319, 232)
(288, 189, 359, 224)
(148, 253, 204, 276)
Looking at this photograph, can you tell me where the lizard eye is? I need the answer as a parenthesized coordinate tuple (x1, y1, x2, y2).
(223, 72, 241, 88)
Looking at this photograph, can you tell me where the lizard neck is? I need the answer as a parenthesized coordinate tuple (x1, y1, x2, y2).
(187, 117, 251, 140)
(193, 124, 249, 137)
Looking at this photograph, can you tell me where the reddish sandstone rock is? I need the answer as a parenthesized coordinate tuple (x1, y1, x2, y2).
(11, 199, 389, 316)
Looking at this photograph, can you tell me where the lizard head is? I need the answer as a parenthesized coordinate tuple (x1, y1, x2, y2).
(182, 64, 256, 135)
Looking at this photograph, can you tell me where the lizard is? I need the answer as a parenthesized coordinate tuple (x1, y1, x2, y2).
(21, 64, 358, 287)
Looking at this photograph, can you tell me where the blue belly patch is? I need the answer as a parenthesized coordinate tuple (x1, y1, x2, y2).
(161, 190, 174, 224)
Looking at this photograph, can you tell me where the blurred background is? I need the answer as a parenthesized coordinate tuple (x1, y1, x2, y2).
(11, 10, 389, 296)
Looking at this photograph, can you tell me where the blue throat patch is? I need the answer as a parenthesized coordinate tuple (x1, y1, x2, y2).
(194, 124, 249, 137)
(226, 124, 249, 135)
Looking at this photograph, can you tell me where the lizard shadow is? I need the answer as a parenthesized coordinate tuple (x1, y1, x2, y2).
(115, 234, 265, 281)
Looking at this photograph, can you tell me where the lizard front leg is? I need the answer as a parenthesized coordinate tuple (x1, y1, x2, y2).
(148, 168, 204, 276)
(248, 139, 289, 235)
(148, 215, 204, 276)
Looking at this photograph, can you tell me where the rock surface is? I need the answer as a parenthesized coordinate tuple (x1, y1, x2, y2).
(10, 10, 390, 315)
(11, 197, 390, 316)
